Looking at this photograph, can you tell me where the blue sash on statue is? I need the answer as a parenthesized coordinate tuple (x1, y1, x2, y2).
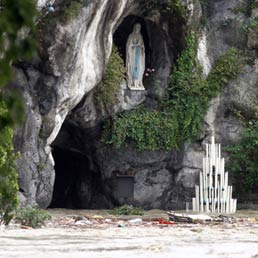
(133, 46, 140, 80)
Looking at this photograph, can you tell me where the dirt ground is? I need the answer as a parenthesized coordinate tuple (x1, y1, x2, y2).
(0, 209, 258, 258)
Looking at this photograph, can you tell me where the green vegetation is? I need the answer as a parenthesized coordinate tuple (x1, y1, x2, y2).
(233, 0, 258, 17)
(103, 109, 178, 150)
(0, 0, 36, 128)
(226, 121, 258, 193)
(94, 46, 125, 111)
(15, 206, 51, 228)
(60, 1, 83, 24)
(225, 88, 258, 194)
(241, 18, 258, 33)
(0, 101, 19, 225)
(245, 0, 258, 17)
(145, 0, 187, 25)
(37, 162, 45, 171)
(109, 205, 144, 216)
(103, 32, 242, 151)
(0, 0, 37, 225)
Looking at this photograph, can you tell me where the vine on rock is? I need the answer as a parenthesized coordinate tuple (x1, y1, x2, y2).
(103, 31, 242, 151)
(94, 46, 125, 111)
(226, 120, 258, 193)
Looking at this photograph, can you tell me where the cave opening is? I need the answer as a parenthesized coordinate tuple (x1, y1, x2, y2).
(48, 122, 113, 209)
(48, 13, 180, 209)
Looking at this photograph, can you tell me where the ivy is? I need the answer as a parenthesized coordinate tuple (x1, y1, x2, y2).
(94, 46, 125, 111)
(226, 121, 258, 192)
(103, 109, 179, 151)
(103, 32, 242, 151)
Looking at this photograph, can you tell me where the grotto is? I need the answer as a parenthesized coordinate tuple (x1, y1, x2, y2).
(10, 0, 258, 210)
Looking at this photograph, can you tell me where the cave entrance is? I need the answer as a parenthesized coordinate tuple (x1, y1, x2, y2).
(49, 147, 93, 208)
(48, 122, 110, 209)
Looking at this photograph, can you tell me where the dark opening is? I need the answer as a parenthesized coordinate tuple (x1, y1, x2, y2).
(48, 122, 112, 209)
(49, 147, 93, 208)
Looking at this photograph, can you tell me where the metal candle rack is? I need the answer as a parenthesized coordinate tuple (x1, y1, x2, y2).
(192, 136, 237, 213)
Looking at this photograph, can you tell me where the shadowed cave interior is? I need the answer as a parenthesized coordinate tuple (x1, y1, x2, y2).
(48, 121, 113, 209)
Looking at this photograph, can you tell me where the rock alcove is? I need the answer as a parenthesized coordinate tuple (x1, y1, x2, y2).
(113, 15, 151, 68)
(48, 13, 180, 209)
(19, 0, 258, 210)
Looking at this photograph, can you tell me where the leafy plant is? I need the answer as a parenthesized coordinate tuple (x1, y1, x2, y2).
(226, 121, 258, 193)
(109, 205, 144, 216)
(241, 18, 258, 34)
(60, 1, 83, 24)
(94, 46, 125, 111)
(0, 0, 36, 226)
(103, 109, 179, 151)
(0, 0, 36, 128)
(103, 32, 242, 151)
(0, 101, 19, 225)
(15, 206, 51, 228)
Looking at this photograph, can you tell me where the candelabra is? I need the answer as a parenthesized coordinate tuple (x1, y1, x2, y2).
(192, 136, 237, 213)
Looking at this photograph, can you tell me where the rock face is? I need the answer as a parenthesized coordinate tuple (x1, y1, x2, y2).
(14, 0, 258, 209)
(15, 0, 139, 207)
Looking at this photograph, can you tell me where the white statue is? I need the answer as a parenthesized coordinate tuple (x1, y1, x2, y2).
(126, 23, 145, 90)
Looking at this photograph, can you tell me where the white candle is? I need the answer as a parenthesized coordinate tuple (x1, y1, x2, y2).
(200, 172, 204, 212)
(192, 198, 196, 212)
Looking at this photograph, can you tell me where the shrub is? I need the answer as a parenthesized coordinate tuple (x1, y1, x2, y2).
(15, 206, 51, 228)
(94, 46, 125, 111)
(60, 1, 82, 24)
(103, 109, 179, 151)
(103, 32, 242, 151)
(226, 121, 258, 192)
(109, 205, 144, 216)
(0, 100, 19, 226)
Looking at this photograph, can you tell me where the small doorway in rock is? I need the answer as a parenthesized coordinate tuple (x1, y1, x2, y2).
(111, 170, 135, 203)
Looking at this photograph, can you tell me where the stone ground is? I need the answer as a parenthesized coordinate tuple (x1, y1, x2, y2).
(1, 209, 258, 258)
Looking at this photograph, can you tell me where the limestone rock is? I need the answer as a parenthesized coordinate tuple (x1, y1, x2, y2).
(13, 0, 258, 209)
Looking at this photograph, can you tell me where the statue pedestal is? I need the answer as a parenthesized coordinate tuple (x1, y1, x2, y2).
(122, 88, 146, 110)
(128, 86, 145, 91)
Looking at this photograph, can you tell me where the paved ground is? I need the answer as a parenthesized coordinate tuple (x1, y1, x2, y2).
(0, 209, 258, 258)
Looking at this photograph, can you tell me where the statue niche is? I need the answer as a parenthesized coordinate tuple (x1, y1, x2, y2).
(126, 23, 145, 90)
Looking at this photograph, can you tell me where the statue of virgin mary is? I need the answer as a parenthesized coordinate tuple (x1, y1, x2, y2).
(126, 23, 145, 90)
